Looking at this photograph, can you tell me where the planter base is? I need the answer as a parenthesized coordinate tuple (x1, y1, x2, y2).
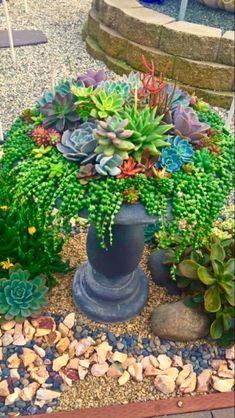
(73, 262, 149, 323)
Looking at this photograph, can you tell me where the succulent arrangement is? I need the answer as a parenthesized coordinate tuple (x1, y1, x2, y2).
(0, 59, 233, 329)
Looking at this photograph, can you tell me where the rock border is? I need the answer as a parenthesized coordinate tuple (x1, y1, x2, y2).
(26, 392, 234, 418)
(84, 0, 234, 108)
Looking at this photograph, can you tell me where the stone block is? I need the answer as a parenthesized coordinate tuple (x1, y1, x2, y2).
(174, 56, 234, 91)
(217, 31, 235, 66)
(160, 21, 221, 62)
(194, 87, 234, 109)
(87, 9, 100, 41)
(126, 41, 175, 78)
(119, 9, 174, 48)
(98, 0, 141, 31)
(98, 24, 127, 60)
(105, 55, 132, 75)
(85, 36, 106, 62)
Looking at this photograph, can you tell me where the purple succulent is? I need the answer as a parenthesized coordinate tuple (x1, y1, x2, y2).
(173, 104, 210, 143)
(77, 69, 107, 88)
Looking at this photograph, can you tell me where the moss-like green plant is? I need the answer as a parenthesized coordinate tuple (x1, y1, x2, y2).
(0, 268, 48, 322)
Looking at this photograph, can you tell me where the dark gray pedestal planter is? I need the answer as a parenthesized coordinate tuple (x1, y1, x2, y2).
(73, 203, 156, 323)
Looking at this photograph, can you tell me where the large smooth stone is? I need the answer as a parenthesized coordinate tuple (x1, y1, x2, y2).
(151, 300, 210, 341)
(148, 251, 182, 296)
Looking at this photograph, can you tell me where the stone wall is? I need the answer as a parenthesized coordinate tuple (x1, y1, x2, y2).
(84, 0, 234, 108)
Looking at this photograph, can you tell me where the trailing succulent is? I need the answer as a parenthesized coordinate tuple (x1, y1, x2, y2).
(0, 268, 48, 322)
(177, 239, 235, 346)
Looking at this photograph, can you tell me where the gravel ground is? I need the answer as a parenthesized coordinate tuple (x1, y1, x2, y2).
(0, 0, 113, 130)
(140, 0, 234, 32)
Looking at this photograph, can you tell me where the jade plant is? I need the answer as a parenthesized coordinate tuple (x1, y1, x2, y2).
(0, 268, 48, 322)
(177, 239, 234, 345)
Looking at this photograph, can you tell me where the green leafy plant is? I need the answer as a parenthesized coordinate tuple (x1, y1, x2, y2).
(90, 91, 124, 119)
(71, 85, 95, 120)
(177, 239, 234, 345)
(0, 267, 48, 322)
(122, 107, 173, 161)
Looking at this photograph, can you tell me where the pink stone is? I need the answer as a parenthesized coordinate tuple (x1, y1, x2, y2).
(96, 341, 112, 363)
(176, 364, 193, 386)
(2, 332, 13, 346)
(179, 372, 197, 393)
(172, 355, 184, 368)
(226, 345, 235, 360)
(91, 362, 109, 377)
(144, 365, 159, 376)
(78, 366, 88, 380)
(197, 369, 212, 392)
(20, 382, 39, 401)
(157, 354, 172, 370)
(128, 363, 143, 382)
(107, 363, 124, 378)
(154, 375, 175, 394)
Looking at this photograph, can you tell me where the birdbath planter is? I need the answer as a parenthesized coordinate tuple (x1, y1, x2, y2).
(73, 203, 157, 323)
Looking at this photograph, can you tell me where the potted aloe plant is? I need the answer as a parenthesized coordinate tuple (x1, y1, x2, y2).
(0, 59, 233, 323)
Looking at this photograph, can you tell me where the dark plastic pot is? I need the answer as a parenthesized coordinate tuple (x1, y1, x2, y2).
(73, 203, 157, 323)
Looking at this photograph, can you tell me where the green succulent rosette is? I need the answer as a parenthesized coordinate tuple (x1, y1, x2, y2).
(0, 269, 48, 322)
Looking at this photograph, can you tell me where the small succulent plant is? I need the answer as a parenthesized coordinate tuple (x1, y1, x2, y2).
(95, 154, 123, 176)
(158, 148, 183, 173)
(123, 188, 140, 204)
(41, 92, 80, 132)
(101, 80, 132, 100)
(22, 108, 34, 124)
(94, 116, 135, 160)
(117, 157, 143, 179)
(193, 148, 215, 172)
(91, 91, 124, 119)
(169, 136, 194, 163)
(38, 79, 82, 108)
(77, 69, 107, 88)
(196, 136, 221, 156)
(77, 163, 100, 184)
(141, 149, 159, 177)
(165, 84, 190, 113)
(30, 126, 61, 146)
(71, 85, 94, 120)
(57, 121, 97, 164)
(122, 107, 172, 161)
(174, 104, 210, 143)
(0, 269, 48, 322)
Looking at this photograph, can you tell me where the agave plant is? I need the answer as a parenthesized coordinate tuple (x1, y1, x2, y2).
(117, 157, 143, 179)
(177, 241, 234, 343)
(41, 92, 80, 132)
(174, 104, 210, 143)
(57, 121, 97, 164)
(0, 268, 48, 322)
(122, 107, 173, 161)
(90, 91, 124, 119)
(95, 154, 123, 176)
(94, 116, 135, 160)
(77, 69, 107, 88)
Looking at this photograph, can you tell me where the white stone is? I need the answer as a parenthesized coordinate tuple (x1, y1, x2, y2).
(179, 372, 197, 393)
(128, 363, 143, 382)
(63, 313, 75, 329)
(197, 369, 212, 392)
(154, 375, 175, 394)
(5, 388, 21, 405)
(53, 353, 69, 372)
(20, 383, 40, 401)
(157, 354, 172, 370)
(226, 345, 235, 360)
(172, 355, 184, 368)
(36, 388, 61, 402)
(78, 366, 88, 380)
(176, 364, 193, 386)
(118, 371, 130, 385)
(96, 341, 112, 363)
(33, 345, 46, 358)
(91, 362, 109, 377)
(0, 380, 10, 397)
(112, 351, 127, 364)
(212, 376, 234, 392)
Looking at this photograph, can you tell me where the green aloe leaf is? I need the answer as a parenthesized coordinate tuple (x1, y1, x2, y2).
(178, 260, 200, 279)
(198, 266, 216, 285)
(210, 243, 225, 262)
(210, 317, 223, 339)
(204, 286, 221, 312)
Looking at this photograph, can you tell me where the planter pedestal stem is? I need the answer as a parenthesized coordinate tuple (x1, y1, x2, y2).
(73, 203, 156, 323)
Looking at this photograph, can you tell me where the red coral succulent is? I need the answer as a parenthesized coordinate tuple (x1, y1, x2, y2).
(117, 157, 143, 179)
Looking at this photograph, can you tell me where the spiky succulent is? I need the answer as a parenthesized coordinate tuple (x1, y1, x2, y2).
(57, 121, 97, 164)
(77, 69, 107, 88)
(122, 107, 173, 161)
(41, 92, 80, 132)
(95, 154, 123, 176)
(193, 148, 215, 172)
(30, 126, 61, 146)
(174, 104, 210, 143)
(94, 116, 135, 160)
(117, 157, 143, 179)
(123, 188, 140, 204)
(90, 91, 124, 119)
(0, 269, 48, 322)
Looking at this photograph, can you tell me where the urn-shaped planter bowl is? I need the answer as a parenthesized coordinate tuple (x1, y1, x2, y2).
(73, 203, 158, 323)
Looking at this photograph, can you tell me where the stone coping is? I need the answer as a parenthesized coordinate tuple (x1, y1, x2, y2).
(84, 0, 234, 108)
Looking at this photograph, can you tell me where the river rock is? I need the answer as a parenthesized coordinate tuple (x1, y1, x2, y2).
(151, 300, 210, 341)
(148, 251, 182, 295)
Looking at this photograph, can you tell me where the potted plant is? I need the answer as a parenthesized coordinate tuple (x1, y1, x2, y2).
(0, 59, 233, 323)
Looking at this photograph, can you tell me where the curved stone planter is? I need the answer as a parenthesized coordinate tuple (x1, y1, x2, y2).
(84, 0, 234, 108)
(73, 203, 157, 323)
